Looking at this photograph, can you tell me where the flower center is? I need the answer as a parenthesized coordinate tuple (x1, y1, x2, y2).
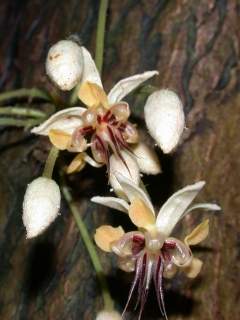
(72, 103, 138, 167)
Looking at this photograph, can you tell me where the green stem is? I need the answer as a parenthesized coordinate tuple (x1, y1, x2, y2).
(0, 106, 46, 118)
(42, 147, 59, 179)
(61, 178, 114, 311)
(95, 0, 109, 75)
(0, 117, 42, 127)
(0, 88, 51, 103)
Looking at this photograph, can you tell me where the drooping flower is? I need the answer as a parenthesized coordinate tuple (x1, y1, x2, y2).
(32, 40, 160, 182)
(92, 175, 220, 319)
(22, 177, 61, 238)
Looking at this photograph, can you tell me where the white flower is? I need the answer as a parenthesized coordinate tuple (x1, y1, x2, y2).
(92, 175, 220, 317)
(32, 43, 160, 184)
(96, 310, 122, 320)
(144, 89, 185, 153)
(22, 177, 61, 238)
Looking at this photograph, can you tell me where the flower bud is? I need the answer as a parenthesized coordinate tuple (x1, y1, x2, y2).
(144, 89, 185, 153)
(23, 177, 61, 238)
(46, 40, 83, 91)
(96, 310, 122, 320)
(109, 151, 140, 199)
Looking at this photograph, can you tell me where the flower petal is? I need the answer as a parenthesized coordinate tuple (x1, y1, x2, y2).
(94, 225, 125, 252)
(78, 81, 109, 108)
(183, 257, 203, 278)
(81, 47, 103, 87)
(116, 174, 155, 213)
(131, 142, 161, 175)
(49, 129, 72, 150)
(144, 89, 185, 153)
(82, 153, 103, 168)
(128, 198, 155, 229)
(66, 153, 86, 174)
(184, 219, 209, 246)
(156, 181, 206, 236)
(109, 151, 140, 200)
(107, 70, 159, 104)
(91, 196, 129, 213)
(31, 107, 85, 135)
(185, 203, 221, 215)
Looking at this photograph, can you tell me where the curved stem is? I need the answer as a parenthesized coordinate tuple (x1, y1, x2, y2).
(61, 177, 114, 311)
(0, 106, 47, 118)
(95, 0, 109, 75)
(42, 147, 59, 179)
(0, 88, 50, 103)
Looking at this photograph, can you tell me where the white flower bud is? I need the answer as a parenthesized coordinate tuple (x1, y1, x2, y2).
(23, 177, 61, 239)
(109, 151, 140, 199)
(96, 310, 122, 320)
(144, 89, 185, 153)
(132, 142, 161, 175)
(46, 40, 83, 91)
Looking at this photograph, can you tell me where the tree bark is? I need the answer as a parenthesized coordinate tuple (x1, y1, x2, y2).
(0, 0, 239, 319)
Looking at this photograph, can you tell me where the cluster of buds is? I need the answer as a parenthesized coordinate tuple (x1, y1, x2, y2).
(21, 39, 220, 319)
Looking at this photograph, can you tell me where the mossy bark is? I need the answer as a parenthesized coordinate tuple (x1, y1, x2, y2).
(0, 0, 239, 319)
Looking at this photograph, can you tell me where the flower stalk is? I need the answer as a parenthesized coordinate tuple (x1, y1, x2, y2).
(60, 176, 114, 311)
(42, 146, 59, 179)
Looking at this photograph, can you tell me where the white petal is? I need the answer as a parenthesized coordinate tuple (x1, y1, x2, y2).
(23, 177, 61, 238)
(144, 89, 185, 153)
(91, 196, 129, 213)
(46, 40, 84, 91)
(132, 142, 161, 175)
(96, 310, 122, 320)
(116, 174, 155, 214)
(156, 181, 206, 236)
(31, 107, 86, 135)
(109, 151, 140, 199)
(82, 153, 104, 168)
(184, 203, 221, 215)
(108, 70, 159, 104)
(81, 47, 103, 87)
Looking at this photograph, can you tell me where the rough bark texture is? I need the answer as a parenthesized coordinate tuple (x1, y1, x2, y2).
(0, 0, 239, 319)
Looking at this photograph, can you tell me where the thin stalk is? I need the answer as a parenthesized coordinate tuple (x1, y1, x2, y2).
(0, 117, 42, 127)
(61, 178, 114, 311)
(0, 106, 46, 118)
(95, 0, 109, 74)
(0, 88, 50, 103)
(42, 147, 59, 179)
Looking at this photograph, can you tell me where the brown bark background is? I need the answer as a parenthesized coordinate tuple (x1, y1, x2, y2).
(0, 0, 239, 319)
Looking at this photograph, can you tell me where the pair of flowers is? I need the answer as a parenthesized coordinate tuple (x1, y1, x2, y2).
(22, 39, 221, 319)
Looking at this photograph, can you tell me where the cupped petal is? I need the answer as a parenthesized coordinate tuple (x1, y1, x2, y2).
(184, 219, 209, 246)
(128, 198, 155, 229)
(185, 203, 221, 215)
(116, 174, 155, 213)
(107, 70, 159, 104)
(78, 81, 109, 108)
(91, 196, 129, 213)
(109, 151, 140, 199)
(183, 257, 203, 278)
(156, 181, 206, 237)
(131, 142, 161, 175)
(49, 129, 72, 150)
(94, 225, 125, 252)
(81, 47, 103, 87)
(166, 237, 192, 267)
(31, 107, 86, 135)
(144, 89, 185, 153)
